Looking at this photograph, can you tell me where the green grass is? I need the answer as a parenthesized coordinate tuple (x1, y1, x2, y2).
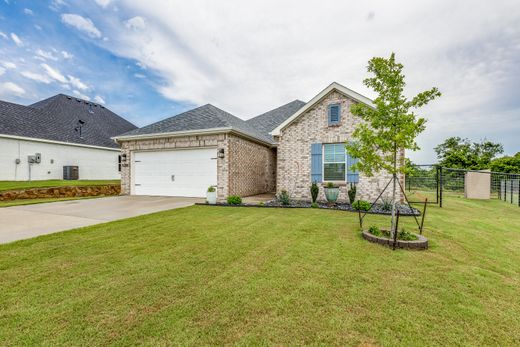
(0, 197, 519, 346)
(0, 196, 99, 208)
(0, 180, 120, 192)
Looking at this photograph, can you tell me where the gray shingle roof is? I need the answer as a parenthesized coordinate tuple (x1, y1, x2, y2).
(246, 100, 306, 141)
(118, 100, 306, 145)
(119, 104, 275, 144)
(0, 94, 136, 148)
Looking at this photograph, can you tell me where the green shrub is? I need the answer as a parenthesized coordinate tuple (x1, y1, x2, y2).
(310, 181, 319, 203)
(353, 200, 371, 211)
(326, 182, 335, 189)
(311, 202, 319, 208)
(227, 195, 242, 205)
(258, 201, 265, 206)
(207, 186, 216, 193)
(348, 183, 357, 204)
(381, 197, 392, 212)
(278, 190, 290, 205)
(398, 228, 418, 241)
(368, 225, 383, 237)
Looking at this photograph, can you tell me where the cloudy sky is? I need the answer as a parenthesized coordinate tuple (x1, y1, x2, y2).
(0, 0, 519, 162)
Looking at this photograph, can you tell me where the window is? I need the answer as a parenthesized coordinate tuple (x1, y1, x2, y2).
(323, 143, 345, 181)
(328, 104, 341, 125)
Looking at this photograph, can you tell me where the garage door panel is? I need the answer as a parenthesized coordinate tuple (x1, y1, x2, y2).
(133, 148, 217, 197)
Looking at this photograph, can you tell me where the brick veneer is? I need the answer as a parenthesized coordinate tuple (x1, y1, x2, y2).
(275, 90, 404, 202)
(119, 133, 275, 201)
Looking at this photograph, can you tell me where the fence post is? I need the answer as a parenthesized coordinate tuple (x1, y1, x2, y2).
(511, 179, 514, 204)
(518, 179, 520, 207)
(439, 166, 443, 208)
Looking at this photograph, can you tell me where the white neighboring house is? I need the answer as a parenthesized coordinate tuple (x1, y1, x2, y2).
(0, 94, 136, 181)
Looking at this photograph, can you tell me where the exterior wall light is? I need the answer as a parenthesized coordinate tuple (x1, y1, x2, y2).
(217, 148, 225, 158)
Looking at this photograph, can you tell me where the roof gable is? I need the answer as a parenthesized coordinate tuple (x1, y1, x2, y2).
(270, 82, 374, 136)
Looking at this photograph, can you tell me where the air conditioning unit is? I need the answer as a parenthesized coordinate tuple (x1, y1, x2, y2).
(63, 166, 79, 180)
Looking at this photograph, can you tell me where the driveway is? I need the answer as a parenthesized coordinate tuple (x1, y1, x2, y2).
(0, 196, 202, 244)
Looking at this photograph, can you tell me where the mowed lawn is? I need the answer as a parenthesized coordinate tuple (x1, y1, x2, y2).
(0, 197, 519, 346)
(0, 180, 120, 192)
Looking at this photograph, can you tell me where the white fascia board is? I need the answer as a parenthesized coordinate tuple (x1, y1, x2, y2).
(0, 134, 120, 151)
(113, 127, 274, 147)
(270, 82, 375, 136)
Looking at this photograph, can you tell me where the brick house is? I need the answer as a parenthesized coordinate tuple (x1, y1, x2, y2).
(114, 82, 404, 202)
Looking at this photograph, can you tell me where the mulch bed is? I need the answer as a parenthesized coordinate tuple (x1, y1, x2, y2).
(197, 200, 420, 216)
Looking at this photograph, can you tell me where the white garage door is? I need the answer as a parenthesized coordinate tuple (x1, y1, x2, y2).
(133, 148, 217, 197)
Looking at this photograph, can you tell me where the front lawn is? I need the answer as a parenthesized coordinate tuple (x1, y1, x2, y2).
(0, 197, 519, 345)
(0, 179, 120, 192)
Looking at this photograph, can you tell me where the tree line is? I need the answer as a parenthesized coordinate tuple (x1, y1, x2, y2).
(434, 137, 520, 173)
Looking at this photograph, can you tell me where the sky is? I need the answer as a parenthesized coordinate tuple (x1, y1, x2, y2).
(0, 0, 519, 163)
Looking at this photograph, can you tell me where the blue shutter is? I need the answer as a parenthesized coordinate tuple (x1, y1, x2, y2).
(346, 152, 359, 183)
(328, 104, 341, 125)
(311, 143, 322, 183)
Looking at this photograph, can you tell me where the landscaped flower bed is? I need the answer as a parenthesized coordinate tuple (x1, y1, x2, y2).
(199, 199, 420, 216)
(362, 227, 428, 250)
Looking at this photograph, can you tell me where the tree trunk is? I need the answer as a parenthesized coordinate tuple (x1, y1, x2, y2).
(390, 143, 398, 238)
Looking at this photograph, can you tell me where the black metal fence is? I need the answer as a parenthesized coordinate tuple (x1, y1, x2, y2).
(405, 165, 520, 207)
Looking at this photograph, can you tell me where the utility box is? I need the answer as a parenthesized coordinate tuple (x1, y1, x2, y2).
(63, 166, 79, 180)
(465, 170, 490, 199)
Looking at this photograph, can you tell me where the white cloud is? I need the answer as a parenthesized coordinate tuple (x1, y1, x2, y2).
(124, 16, 146, 31)
(10, 33, 23, 47)
(67, 75, 89, 90)
(36, 49, 59, 61)
(61, 50, 74, 59)
(0, 82, 26, 97)
(21, 71, 52, 84)
(95, 0, 111, 8)
(94, 95, 106, 104)
(2, 62, 17, 69)
(41, 63, 68, 83)
(73, 90, 90, 100)
(0, 32, 8, 39)
(34, 25, 43, 31)
(61, 14, 101, 38)
(23, 8, 34, 15)
(134, 73, 146, 78)
(0, 67, 5, 76)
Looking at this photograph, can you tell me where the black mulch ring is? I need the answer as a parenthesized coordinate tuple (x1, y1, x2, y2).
(197, 200, 420, 216)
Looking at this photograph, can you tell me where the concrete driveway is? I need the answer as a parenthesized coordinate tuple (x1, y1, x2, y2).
(0, 196, 202, 244)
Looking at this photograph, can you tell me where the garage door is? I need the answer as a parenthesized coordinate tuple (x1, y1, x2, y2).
(133, 148, 217, 197)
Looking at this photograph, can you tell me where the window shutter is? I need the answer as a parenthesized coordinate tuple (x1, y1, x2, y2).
(346, 152, 359, 183)
(328, 104, 341, 125)
(311, 143, 322, 183)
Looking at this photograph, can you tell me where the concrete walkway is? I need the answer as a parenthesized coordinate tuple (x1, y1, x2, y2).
(0, 196, 202, 244)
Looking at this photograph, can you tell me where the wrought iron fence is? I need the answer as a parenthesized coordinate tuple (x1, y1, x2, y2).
(405, 165, 520, 207)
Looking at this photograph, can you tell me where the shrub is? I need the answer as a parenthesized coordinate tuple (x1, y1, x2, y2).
(368, 225, 383, 237)
(207, 186, 216, 193)
(398, 228, 418, 241)
(353, 200, 371, 211)
(348, 183, 357, 204)
(227, 195, 242, 205)
(258, 201, 264, 206)
(310, 181, 319, 203)
(381, 197, 392, 212)
(311, 202, 318, 208)
(326, 182, 335, 189)
(278, 190, 290, 205)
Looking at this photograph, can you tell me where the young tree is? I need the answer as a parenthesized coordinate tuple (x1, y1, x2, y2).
(434, 137, 504, 169)
(346, 53, 441, 235)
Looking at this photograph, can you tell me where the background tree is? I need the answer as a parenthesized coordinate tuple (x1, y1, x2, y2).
(346, 53, 440, 235)
(489, 152, 520, 173)
(434, 137, 503, 169)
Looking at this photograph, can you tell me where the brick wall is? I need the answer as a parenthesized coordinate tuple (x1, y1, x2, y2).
(276, 90, 404, 202)
(228, 134, 276, 197)
(119, 133, 275, 201)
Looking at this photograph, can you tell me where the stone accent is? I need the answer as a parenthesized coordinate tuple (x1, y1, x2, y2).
(0, 185, 120, 201)
(119, 133, 276, 201)
(276, 90, 405, 202)
(228, 134, 276, 197)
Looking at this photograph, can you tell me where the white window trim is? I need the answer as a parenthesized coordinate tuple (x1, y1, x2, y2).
(322, 143, 346, 182)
